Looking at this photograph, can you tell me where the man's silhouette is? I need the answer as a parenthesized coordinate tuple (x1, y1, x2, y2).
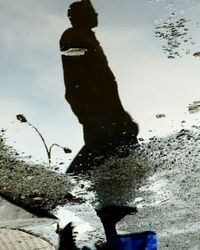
(60, 0, 138, 173)
(58, 205, 138, 250)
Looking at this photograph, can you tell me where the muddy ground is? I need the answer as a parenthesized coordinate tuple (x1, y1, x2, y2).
(1, 126, 200, 249)
(0, 136, 76, 217)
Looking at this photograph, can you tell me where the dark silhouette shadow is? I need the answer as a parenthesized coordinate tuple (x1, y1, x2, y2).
(60, 0, 138, 173)
(58, 205, 137, 250)
(57, 205, 157, 249)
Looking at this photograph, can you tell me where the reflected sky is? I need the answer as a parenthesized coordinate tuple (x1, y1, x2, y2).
(1, 0, 200, 169)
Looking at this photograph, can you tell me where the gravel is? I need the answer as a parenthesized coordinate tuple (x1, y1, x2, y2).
(0, 135, 73, 216)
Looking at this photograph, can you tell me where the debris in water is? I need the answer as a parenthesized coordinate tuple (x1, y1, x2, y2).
(188, 101, 200, 114)
(155, 114, 166, 118)
(155, 14, 194, 59)
(193, 51, 200, 57)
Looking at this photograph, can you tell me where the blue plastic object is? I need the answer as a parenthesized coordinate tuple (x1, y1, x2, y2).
(109, 231, 157, 250)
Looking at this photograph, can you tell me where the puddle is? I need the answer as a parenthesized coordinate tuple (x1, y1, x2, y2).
(1, 0, 200, 248)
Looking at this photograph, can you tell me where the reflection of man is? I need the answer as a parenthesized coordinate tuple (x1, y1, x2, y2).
(60, 0, 138, 173)
(58, 205, 157, 250)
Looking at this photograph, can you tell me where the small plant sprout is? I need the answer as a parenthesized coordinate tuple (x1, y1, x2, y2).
(16, 114, 72, 167)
